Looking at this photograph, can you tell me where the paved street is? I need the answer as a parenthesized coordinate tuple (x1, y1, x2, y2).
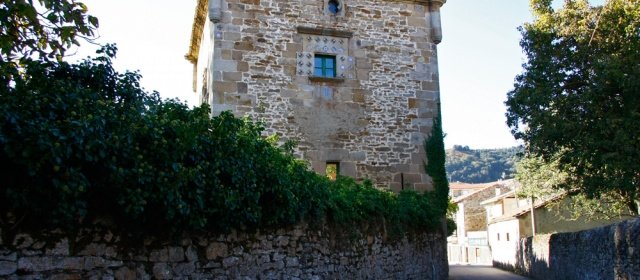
(449, 265, 530, 280)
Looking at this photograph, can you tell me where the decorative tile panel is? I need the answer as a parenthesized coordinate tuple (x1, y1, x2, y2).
(296, 52, 314, 76)
(299, 34, 350, 77)
(336, 55, 354, 78)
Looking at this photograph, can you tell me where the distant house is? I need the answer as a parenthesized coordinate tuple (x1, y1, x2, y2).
(483, 191, 634, 269)
(449, 182, 496, 198)
(447, 180, 516, 264)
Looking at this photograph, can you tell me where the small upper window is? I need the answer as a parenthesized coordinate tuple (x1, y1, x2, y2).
(314, 54, 336, 78)
(326, 162, 340, 180)
(328, 0, 340, 15)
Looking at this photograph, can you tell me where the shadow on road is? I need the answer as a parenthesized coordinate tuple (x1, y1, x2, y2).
(449, 265, 530, 280)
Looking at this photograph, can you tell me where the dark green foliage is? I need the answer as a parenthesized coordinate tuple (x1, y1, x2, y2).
(506, 0, 640, 214)
(0, 0, 98, 62)
(0, 47, 446, 235)
(325, 177, 442, 236)
(446, 145, 523, 183)
(424, 112, 449, 218)
(0, 46, 326, 231)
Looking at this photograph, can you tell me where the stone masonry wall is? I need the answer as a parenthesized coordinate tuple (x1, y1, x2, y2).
(500, 218, 640, 280)
(0, 224, 448, 279)
(201, 0, 444, 190)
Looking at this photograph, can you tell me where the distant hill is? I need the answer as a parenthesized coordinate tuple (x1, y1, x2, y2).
(445, 145, 523, 183)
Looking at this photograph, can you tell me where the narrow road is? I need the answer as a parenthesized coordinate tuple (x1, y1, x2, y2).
(449, 265, 530, 280)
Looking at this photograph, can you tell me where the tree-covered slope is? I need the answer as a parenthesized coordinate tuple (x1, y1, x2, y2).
(445, 145, 522, 183)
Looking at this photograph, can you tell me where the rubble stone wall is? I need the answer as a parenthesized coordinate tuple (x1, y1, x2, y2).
(500, 218, 640, 280)
(0, 224, 448, 279)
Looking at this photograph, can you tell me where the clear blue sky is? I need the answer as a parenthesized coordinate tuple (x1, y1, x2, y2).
(76, 0, 605, 150)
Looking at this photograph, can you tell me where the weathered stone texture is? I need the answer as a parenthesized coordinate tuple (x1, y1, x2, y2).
(500, 218, 640, 280)
(201, 0, 444, 189)
(0, 224, 447, 279)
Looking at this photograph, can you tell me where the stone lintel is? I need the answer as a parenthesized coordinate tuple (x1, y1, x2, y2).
(296, 26, 353, 38)
(390, 0, 446, 7)
(308, 76, 345, 83)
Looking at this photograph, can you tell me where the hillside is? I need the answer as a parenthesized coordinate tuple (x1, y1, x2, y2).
(445, 145, 523, 183)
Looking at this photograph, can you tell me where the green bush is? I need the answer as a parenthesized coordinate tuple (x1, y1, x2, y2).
(0, 47, 445, 236)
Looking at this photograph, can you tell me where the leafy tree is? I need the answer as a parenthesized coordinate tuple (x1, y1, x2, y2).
(515, 154, 567, 200)
(515, 154, 635, 220)
(0, 0, 98, 62)
(506, 0, 640, 215)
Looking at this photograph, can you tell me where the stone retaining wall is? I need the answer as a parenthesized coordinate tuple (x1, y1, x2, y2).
(502, 218, 639, 280)
(0, 224, 447, 279)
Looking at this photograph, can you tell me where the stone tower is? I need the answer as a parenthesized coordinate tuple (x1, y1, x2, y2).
(186, 0, 446, 191)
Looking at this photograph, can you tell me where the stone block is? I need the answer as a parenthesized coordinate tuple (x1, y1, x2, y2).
(173, 262, 196, 276)
(324, 149, 349, 161)
(349, 151, 366, 161)
(353, 89, 366, 103)
(411, 118, 433, 128)
(115, 266, 137, 280)
(355, 58, 372, 69)
(152, 263, 172, 279)
(0, 261, 17, 276)
(408, 16, 427, 28)
(213, 59, 238, 72)
(311, 161, 326, 174)
(286, 257, 300, 268)
(149, 248, 169, 262)
(221, 49, 233, 60)
(222, 256, 240, 268)
(356, 69, 369, 80)
(340, 161, 357, 178)
(234, 41, 254, 51)
(185, 246, 198, 262)
(421, 80, 439, 91)
(224, 32, 241, 41)
(237, 61, 249, 71)
(0, 252, 16, 262)
(231, 50, 244, 61)
(206, 242, 228, 260)
(62, 257, 83, 270)
(222, 71, 242, 81)
(46, 238, 69, 256)
(237, 82, 248, 94)
(18, 256, 52, 272)
(168, 247, 184, 262)
(213, 81, 237, 94)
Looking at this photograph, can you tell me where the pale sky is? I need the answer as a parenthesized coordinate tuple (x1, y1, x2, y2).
(74, 0, 604, 150)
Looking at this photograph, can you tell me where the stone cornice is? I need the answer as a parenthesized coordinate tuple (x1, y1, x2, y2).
(185, 0, 208, 64)
(296, 26, 353, 38)
(185, 0, 446, 64)
(389, 0, 446, 7)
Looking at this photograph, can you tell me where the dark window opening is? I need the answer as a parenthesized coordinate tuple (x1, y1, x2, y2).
(314, 54, 336, 78)
(328, 0, 340, 15)
(326, 162, 340, 180)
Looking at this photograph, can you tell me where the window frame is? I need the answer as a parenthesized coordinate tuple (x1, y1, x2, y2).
(314, 54, 337, 78)
(326, 161, 340, 180)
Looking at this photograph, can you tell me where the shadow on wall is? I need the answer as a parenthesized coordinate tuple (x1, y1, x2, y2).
(496, 218, 640, 280)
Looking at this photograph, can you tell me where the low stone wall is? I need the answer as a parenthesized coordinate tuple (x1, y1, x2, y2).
(502, 218, 639, 280)
(0, 223, 447, 279)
